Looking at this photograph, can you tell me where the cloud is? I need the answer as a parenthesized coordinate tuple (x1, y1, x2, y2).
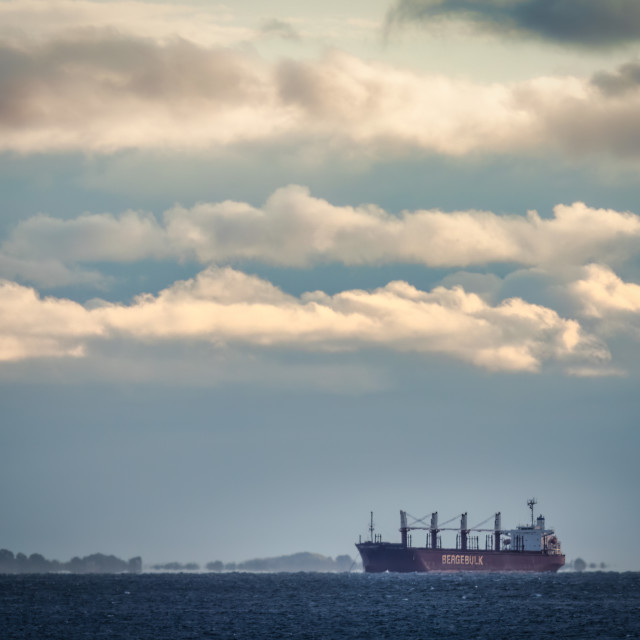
(566, 365, 627, 378)
(163, 192, 640, 270)
(260, 19, 301, 41)
(5, 210, 168, 263)
(591, 61, 640, 96)
(572, 264, 640, 319)
(0, 35, 527, 154)
(0, 268, 607, 373)
(3, 31, 640, 159)
(3, 187, 640, 286)
(0, 34, 286, 153)
(386, 0, 640, 48)
(0, 280, 103, 361)
(0, 251, 110, 289)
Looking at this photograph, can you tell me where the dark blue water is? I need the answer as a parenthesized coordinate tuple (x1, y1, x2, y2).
(1, 572, 639, 639)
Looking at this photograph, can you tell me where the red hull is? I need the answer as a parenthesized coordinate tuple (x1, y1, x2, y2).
(356, 543, 565, 573)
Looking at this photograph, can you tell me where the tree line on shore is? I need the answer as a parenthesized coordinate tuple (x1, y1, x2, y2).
(152, 552, 355, 573)
(0, 549, 355, 574)
(0, 549, 142, 574)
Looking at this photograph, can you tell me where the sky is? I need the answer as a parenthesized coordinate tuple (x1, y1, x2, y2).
(1, 0, 640, 570)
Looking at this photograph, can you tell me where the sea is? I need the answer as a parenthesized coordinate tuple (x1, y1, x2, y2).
(1, 571, 639, 639)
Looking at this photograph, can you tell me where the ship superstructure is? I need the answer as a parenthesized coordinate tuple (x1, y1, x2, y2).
(356, 499, 564, 572)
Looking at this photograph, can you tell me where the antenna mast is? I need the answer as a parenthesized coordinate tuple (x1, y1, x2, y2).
(527, 498, 537, 527)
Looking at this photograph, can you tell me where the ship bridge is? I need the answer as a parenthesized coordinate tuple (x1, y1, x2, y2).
(506, 507, 562, 554)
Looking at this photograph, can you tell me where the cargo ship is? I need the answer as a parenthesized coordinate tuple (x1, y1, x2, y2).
(356, 499, 564, 572)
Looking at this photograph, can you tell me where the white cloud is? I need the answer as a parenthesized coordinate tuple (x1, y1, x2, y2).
(0, 268, 608, 373)
(572, 264, 640, 318)
(2, 30, 640, 159)
(0, 280, 103, 360)
(3, 187, 640, 286)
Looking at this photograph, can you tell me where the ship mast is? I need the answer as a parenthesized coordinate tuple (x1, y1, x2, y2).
(527, 498, 537, 527)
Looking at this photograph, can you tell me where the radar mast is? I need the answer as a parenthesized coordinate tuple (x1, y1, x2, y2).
(527, 498, 537, 527)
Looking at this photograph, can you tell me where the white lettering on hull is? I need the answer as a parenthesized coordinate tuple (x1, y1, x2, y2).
(441, 554, 484, 566)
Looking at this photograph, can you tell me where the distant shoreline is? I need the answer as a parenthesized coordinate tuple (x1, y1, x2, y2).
(0, 549, 141, 574)
(0, 549, 356, 574)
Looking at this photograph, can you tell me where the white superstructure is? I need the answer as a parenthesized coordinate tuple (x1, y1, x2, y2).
(505, 503, 562, 554)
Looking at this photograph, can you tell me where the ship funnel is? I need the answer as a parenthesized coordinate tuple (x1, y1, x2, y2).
(430, 512, 438, 529)
(536, 515, 545, 530)
(494, 512, 501, 551)
(494, 512, 501, 531)
(460, 512, 468, 531)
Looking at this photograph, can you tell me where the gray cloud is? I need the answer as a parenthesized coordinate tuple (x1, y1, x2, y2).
(592, 61, 640, 95)
(0, 32, 268, 150)
(541, 93, 640, 158)
(260, 19, 301, 41)
(386, 0, 640, 48)
(0, 34, 265, 106)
